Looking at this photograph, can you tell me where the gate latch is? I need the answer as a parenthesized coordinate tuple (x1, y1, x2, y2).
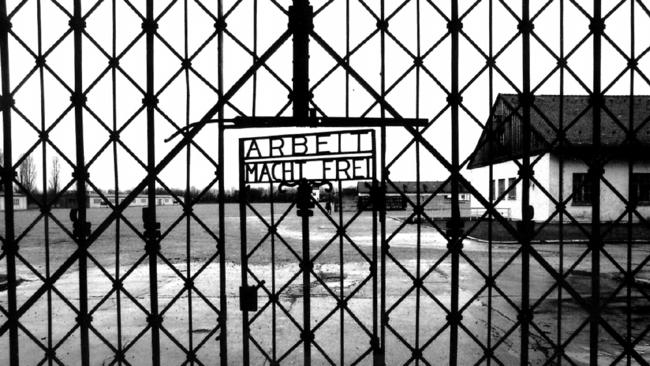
(239, 281, 265, 312)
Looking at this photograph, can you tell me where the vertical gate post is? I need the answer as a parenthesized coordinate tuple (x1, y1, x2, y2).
(590, 1, 603, 363)
(448, 1, 461, 364)
(239, 139, 251, 366)
(520, 1, 532, 364)
(289, 0, 313, 120)
(71, 0, 91, 363)
(370, 137, 381, 366)
(379, 1, 387, 364)
(289, 0, 314, 359)
(217, 0, 228, 363)
(143, 0, 161, 364)
(296, 178, 315, 365)
(0, 1, 18, 364)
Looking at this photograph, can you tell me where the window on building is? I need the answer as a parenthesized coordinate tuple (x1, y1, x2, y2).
(572, 173, 593, 205)
(498, 178, 506, 197)
(632, 173, 650, 205)
(14, 198, 19, 206)
(94, 198, 102, 204)
(508, 178, 517, 200)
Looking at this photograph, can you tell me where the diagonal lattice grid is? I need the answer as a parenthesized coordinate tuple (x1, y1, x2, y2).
(2, 0, 650, 365)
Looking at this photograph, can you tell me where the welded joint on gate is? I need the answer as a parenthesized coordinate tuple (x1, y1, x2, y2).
(214, 17, 227, 33)
(588, 238, 604, 251)
(75, 313, 93, 326)
(446, 19, 463, 33)
(0, 15, 12, 32)
(413, 205, 424, 216)
(376, 19, 389, 31)
(446, 311, 463, 325)
(300, 330, 314, 342)
(516, 309, 534, 323)
(142, 93, 159, 108)
(516, 221, 534, 242)
(186, 350, 198, 362)
(112, 278, 123, 291)
(299, 261, 313, 272)
(0, 165, 16, 185)
(44, 347, 57, 360)
(141, 19, 158, 34)
(1, 239, 17, 255)
(0, 94, 14, 111)
(446, 92, 463, 106)
(589, 19, 606, 35)
(446, 240, 464, 254)
(147, 314, 164, 326)
(68, 16, 86, 30)
(518, 166, 535, 180)
(517, 20, 535, 34)
(71, 168, 89, 182)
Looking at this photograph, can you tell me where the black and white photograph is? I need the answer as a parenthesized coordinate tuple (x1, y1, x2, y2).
(1, 0, 650, 364)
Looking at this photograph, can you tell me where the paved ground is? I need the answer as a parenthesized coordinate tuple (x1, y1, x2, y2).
(2, 204, 650, 365)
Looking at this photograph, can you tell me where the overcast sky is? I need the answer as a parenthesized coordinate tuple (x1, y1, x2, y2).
(2, 0, 650, 193)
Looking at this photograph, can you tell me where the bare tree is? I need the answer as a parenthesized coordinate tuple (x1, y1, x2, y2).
(18, 154, 37, 195)
(49, 156, 61, 195)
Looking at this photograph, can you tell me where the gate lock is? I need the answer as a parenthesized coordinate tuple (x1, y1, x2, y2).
(239, 281, 265, 312)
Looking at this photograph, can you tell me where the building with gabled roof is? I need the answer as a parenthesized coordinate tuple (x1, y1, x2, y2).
(468, 94, 650, 222)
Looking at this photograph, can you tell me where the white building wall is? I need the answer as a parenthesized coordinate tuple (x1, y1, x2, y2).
(86, 195, 176, 208)
(0, 195, 28, 211)
(549, 155, 650, 222)
(469, 154, 552, 221)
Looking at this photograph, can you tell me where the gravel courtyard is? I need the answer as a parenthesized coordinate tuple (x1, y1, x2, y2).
(2, 203, 650, 365)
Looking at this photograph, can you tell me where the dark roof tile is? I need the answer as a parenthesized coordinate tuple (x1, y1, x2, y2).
(468, 94, 650, 168)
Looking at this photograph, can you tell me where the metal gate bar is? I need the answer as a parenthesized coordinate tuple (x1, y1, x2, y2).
(520, 1, 532, 364)
(144, 0, 160, 364)
(449, 1, 461, 364)
(0, 0, 17, 364)
(590, 1, 602, 364)
(71, 0, 90, 364)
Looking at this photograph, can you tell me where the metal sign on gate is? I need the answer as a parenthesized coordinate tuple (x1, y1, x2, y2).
(241, 130, 375, 183)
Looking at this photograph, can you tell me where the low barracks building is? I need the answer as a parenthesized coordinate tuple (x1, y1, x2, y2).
(356, 181, 471, 218)
(60, 192, 179, 209)
(468, 94, 650, 223)
(0, 193, 28, 211)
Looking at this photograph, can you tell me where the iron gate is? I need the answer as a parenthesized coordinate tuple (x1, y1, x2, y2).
(2, 0, 650, 364)
(237, 130, 379, 365)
